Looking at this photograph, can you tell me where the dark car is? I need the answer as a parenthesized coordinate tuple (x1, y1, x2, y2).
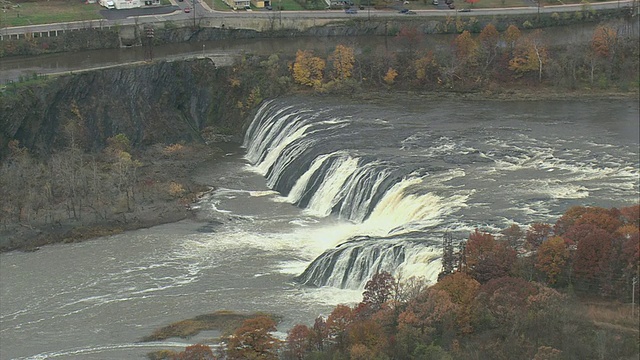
(399, 8, 409, 13)
(448, 3, 455, 9)
(265, 5, 272, 9)
(345, 8, 358, 14)
(405, 10, 416, 14)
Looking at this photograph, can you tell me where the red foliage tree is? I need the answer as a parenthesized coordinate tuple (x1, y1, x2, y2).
(526, 222, 553, 249)
(361, 271, 395, 311)
(475, 277, 538, 329)
(398, 287, 456, 336)
(571, 225, 613, 292)
(326, 304, 354, 350)
(285, 324, 312, 360)
(176, 344, 217, 360)
(311, 316, 328, 351)
(227, 316, 279, 360)
(619, 204, 640, 227)
(465, 229, 517, 283)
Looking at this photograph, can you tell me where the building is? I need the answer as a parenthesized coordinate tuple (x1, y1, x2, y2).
(99, 0, 160, 9)
(224, 0, 252, 10)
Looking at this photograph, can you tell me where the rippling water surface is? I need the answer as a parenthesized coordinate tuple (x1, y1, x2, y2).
(1, 97, 638, 359)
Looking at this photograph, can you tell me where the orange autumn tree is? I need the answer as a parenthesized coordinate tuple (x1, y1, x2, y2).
(398, 287, 456, 336)
(433, 271, 480, 333)
(509, 29, 548, 82)
(503, 24, 522, 57)
(477, 23, 500, 71)
(383, 68, 398, 86)
(453, 30, 478, 65)
(591, 25, 619, 60)
(292, 49, 326, 88)
(535, 236, 569, 285)
(414, 51, 439, 85)
(329, 44, 355, 81)
(227, 316, 280, 360)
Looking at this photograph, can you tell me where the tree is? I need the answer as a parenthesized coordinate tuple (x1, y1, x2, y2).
(383, 67, 398, 86)
(619, 205, 640, 227)
(329, 44, 355, 81)
(453, 30, 478, 64)
(509, 29, 548, 82)
(106, 139, 142, 214)
(475, 277, 538, 330)
(399, 287, 456, 336)
(465, 229, 516, 283)
(362, 271, 395, 311)
(526, 222, 553, 249)
(501, 224, 524, 249)
(396, 26, 423, 61)
(535, 236, 569, 285)
(347, 319, 387, 355)
(310, 316, 328, 351)
(477, 23, 500, 72)
(553, 205, 589, 236)
(227, 316, 279, 360)
(292, 49, 325, 88)
(176, 344, 217, 360)
(503, 24, 521, 57)
(326, 304, 354, 350)
(413, 51, 439, 85)
(433, 271, 480, 333)
(284, 324, 312, 360)
(571, 225, 613, 292)
(439, 232, 456, 280)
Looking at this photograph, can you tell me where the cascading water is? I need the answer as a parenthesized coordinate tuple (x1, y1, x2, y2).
(243, 100, 469, 289)
(2, 96, 637, 360)
(242, 97, 639, 290)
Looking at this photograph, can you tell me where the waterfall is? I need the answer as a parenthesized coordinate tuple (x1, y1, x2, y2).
(294, 237, 443, 289)
(243, 100, 463, 289)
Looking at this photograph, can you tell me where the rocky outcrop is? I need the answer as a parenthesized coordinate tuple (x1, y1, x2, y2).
(0, 59, 242, 158)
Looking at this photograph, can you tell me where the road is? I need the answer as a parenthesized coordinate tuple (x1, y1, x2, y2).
(0, 0, 636, 39)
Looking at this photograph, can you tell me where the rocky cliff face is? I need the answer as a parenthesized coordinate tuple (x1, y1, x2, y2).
(0, 59, 241, 158)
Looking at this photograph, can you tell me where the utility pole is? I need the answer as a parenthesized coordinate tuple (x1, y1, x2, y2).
(144, 25, 154, 61)
(633, 276, 638, 318)
(193, 0, 197, 28)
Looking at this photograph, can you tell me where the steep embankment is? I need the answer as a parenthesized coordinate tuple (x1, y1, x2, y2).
(0, 59, 242, 158)
(0, 59, 254, 251)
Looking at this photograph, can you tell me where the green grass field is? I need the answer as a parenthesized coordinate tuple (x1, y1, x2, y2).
(1, 1, 104, 27)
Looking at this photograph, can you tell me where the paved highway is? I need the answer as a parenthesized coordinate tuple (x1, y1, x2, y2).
(0, 0, 636, 38)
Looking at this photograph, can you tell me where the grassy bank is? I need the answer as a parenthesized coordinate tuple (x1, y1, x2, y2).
(142, 311, 279, 341)
(0, 1, 103, 27)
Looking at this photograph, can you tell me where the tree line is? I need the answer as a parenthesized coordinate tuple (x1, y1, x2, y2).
(159, 204, 639, 359)
(286, 21, 638, 92)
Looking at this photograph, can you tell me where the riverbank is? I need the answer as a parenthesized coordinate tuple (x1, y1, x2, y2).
(2, 86, 636, 253)
(0, 142, 223, 252)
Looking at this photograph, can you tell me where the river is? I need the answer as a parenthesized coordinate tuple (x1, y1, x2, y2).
(1, 96, 638, 359)
(3, 20, 635, 83)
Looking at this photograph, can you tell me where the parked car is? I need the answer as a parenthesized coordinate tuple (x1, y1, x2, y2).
(458, 8, 470, 12)
(447, 3, 455, 8)
(345, 8, 358, 14)
(184, 7, 191, 12)
(432, 0, 438, 4)
(265, 5, 272, 10)
(405, 10, 416, 14)
(399, 8, 409, 13)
